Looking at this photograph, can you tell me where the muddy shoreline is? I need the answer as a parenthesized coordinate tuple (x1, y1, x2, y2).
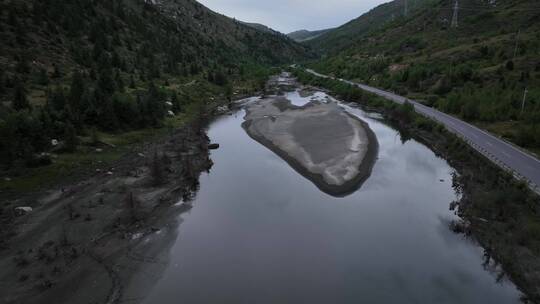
(0, 122, 214, 304)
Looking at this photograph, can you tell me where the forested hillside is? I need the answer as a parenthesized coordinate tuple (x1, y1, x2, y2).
(306, 0, 435, 54)
(308, 0, 540, 154)
(0, 0, 311, 172)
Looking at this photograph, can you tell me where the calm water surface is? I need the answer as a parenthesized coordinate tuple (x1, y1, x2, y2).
(142, 91, 521, 304)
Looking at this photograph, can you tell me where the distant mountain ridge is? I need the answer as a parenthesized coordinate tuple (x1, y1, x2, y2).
(287, 29, 332, 42)
(306, 0, 435, 54)
(243, 22, 281, 35)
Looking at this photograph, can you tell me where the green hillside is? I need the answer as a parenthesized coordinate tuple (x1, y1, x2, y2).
(309, 0, 540, 154)
(0, 0, 311, 171)
(306, 0, 436, 55)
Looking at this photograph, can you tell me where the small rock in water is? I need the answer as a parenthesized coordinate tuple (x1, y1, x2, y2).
(14, 207, 33, 216)
(4, 177, 11, 182)
(216, 106, 229, 114)
(208, 143, 220, 150)
(131, 233, 143, 240)
(95, 148, 103, 153)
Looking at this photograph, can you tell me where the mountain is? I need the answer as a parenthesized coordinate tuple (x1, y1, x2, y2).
(287, 29, 332, 42)
(306, 0, 435, 54)
(310, 0, 540, 154)
(243, 22, 281, 35)
(0, 0, 312, 168)
(0, 0, 310, 79)
(306, 0, 437, 54)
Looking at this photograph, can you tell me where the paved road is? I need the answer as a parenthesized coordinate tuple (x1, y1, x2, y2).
(305, 69, 540, 192)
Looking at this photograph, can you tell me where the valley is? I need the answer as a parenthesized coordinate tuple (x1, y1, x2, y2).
(1, 0, 540, 303)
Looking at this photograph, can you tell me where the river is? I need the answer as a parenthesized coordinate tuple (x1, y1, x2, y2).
(139, 89, 522, 303)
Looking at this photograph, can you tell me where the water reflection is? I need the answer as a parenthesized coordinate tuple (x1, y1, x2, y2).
(138, 91, 522, 304)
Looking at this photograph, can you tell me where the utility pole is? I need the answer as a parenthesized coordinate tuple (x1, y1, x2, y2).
(404, 0, 408, 17)
(451, 0, 459, 28)
(521, 88, 528, 115)
(513, 29, 521, 60)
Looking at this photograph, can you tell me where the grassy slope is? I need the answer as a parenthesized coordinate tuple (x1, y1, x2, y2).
(308, 0, 540, 154)
(305, 0, 436, 54)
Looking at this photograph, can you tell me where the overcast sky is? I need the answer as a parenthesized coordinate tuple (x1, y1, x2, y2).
(197, 0, 390, 33)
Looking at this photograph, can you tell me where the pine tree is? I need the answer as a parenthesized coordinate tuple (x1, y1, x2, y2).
(129, 75, 136, 89)
(64, 122, 79, 152)
(0, 71, 5, 95)
(99, 97, 119, 131)
(69, 71, 85, 125)
(225, 85, 233, 103)
(115, 1, 126, 20)
(38, 108, 54, 138)
(171, 93, 182, 113)
(53, 64, 62, 79)
(213, 71, 227, 86)
(15, 56, 30, 74)
(50, 86, 67, 112)
(190, 63, 199, 75)
(98, 68, 115, 95)
(69, 71, 84, 108)
(12, 83, 31, 111)
(112, 51, 122, 69)
(115, 70, 125, 92)
(90, 127, 101, 146)
(37, 68, 49, 86)
(506, 60, 514, 71)
(145, 82, 165, 126)
(151, 150, 165, 186)
(7, 6, 17, 27)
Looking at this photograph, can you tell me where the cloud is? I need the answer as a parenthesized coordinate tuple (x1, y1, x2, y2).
(197, 0, 390, 33)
